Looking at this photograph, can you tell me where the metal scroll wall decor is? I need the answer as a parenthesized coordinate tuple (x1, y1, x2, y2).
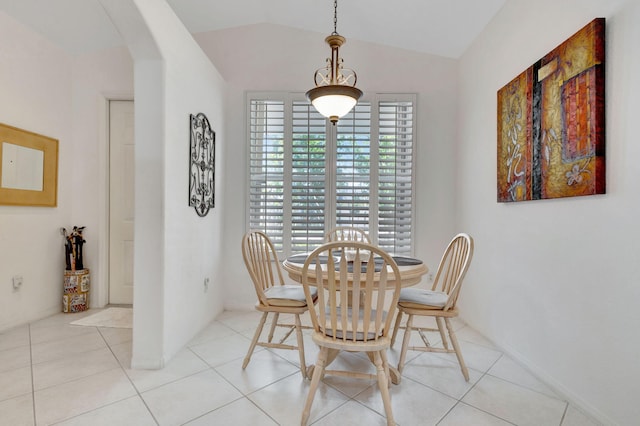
(189, 113, 215, 217)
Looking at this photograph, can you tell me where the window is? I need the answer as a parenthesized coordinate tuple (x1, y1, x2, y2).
(248, 93, 416, 256)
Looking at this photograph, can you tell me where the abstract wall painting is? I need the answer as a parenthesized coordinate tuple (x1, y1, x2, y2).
(497, 18, 605, 202)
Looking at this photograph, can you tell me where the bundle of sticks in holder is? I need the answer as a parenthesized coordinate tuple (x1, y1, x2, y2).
(61, 226, 86, 271)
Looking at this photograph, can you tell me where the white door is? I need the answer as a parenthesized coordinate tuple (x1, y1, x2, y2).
(109, 100, 135, 304)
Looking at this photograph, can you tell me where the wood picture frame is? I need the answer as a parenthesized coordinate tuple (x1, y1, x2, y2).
(0, 122, 58, 207)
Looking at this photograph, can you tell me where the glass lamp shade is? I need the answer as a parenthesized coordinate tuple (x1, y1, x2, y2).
(306, 85, 363, 124)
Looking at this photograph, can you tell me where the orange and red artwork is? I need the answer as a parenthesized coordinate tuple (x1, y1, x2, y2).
(497, 18, 605, 202)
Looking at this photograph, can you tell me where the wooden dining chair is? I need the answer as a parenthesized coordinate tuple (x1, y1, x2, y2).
(300, 241, 401, 426)
(390, 233, 474, 381)
(325, 226, 371, 243)
(241, 231, 317, 379)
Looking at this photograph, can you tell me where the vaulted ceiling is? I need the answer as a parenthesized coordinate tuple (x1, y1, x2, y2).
(0, 0, 505, 58)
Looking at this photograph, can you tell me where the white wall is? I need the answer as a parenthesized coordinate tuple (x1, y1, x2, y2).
(100, 0, 226, 368)
(457, 0, 639, 424)
(195, 23, 460, 309)
(71, 47, 134, 308)
(0, 13, 133, 331)
(0, 12, 73, 329)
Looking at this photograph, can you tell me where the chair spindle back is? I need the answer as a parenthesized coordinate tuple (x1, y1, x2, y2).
(302, 241, 401, 343)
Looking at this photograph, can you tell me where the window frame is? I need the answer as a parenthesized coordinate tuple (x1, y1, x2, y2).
(245, 91, 417, 257)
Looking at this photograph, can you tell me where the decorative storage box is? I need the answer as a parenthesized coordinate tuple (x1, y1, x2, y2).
(63, 269, 90, 313)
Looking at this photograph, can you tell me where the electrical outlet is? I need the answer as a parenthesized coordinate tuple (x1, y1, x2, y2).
(12, 275, 23, 290)
(204, 277, 210, 292)
(427, 273, 434, 282)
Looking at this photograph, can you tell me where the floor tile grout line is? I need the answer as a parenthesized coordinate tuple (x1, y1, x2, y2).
(30, 364, 141, 425)
(47, 395, 155, 426)
(348, 379, 396, 421)
(30, 328, 117, 393)
(175, 394, 247, 426)
(29, 327, 109, 367)
(483, 369, 568, 402)
(454, 351, 504, 403)
(185, 322, 238, 347)
(183, 335, 297, 425)
(436, 400, 520, 426)
(212, 346, 302, 397)
(558, 402, 570, 426)
(97, 326, 161, 425)
(307, 398, 353, 425)
(241, 396, 281, 426)
(449, 352, 543, 426)
(183, 346, 262, 424)
(396, 349, 508, 425)
(207, 321, 341, 424)
(11, 310, 599, 426)
(29, 324, 99, 347)
(28, 323, 37, 426)
(472, 350, 570, 405)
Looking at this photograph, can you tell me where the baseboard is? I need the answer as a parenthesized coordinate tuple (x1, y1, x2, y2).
(130, 355, 165, 370)
(0, 305, 64, 333)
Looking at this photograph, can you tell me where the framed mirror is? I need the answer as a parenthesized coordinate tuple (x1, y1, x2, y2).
(0, 123, 58, 207)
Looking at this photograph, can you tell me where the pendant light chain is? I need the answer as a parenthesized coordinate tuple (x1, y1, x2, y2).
(332, 0, 338, 35)
(306, 0, 362, 125)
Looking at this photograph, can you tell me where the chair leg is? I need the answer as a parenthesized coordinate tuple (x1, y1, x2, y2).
(379, 349, 392, 388)
(267, 313, 279, 343)
(242, 311, 268, 369)
(397, 314, 413, 374)
(435, 317, 450, 350)
(390, 310, 403, 347)
(301, 346, 328, 426)
(374, 351, 396, 426)
(294, 314, 307, 379)
(445, 317, 469, 381)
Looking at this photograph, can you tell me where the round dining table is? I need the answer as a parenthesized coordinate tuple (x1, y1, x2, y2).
(282, 252, 429, 384)
(282, 253, 429, 288)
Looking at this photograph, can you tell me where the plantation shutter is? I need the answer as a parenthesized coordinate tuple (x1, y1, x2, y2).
(248, 99, 285, 251)
(335, 102, 372, 233)
(377, 100, 414, 255)
(248, 94, 415, 256)
(290, 101, 327, 253)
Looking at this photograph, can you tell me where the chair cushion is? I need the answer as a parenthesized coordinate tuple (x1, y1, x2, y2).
(398, 288, 448, 309)
(265, 285, 317, 307)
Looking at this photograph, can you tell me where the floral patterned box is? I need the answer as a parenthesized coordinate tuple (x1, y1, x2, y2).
(63, 269, 90, 313)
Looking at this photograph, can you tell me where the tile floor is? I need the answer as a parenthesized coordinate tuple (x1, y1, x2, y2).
(0, 308, 603, 426)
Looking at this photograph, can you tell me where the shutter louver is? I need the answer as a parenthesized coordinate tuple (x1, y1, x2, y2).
(291, 102, 327, 253)
(336, 103, 372, 232)
(378, 101, 414, 255)
(249, 100, 285, 251)
(248, 95, 415, 256)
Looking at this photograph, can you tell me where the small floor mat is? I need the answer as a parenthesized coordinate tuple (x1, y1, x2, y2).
(70, 307, 132, 328)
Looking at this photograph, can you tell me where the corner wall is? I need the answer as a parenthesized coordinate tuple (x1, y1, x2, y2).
(71, 47, 134, 308)
(195, 23, 460, 310)
(0, 12, 134, 331)
(100, 0, 226, 367)
(457, 0, 639, 424)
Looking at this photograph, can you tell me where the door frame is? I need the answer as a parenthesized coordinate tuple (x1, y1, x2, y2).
(97, 94, 134, 308)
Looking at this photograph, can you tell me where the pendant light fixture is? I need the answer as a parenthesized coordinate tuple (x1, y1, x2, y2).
(306, 0, 362, 125)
